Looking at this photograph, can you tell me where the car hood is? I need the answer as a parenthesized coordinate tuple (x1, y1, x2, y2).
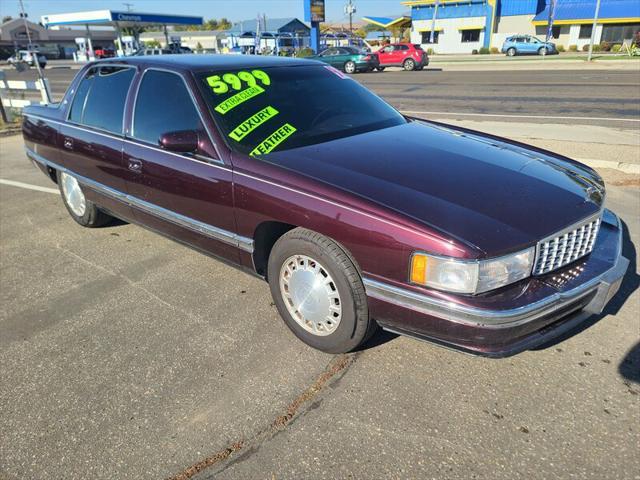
(263, 120, 604, 256)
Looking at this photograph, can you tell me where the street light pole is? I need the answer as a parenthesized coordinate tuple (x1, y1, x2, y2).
(18, 0, 51, 104)
(344, 0, 356, 34)
(587, 0, 602, 62)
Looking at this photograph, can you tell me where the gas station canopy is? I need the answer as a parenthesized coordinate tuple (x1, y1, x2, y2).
(40, 10, 203, 60)
(41, 10, 203, 28)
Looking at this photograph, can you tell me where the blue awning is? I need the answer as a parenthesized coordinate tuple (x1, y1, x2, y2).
(533, 0, 640, 24)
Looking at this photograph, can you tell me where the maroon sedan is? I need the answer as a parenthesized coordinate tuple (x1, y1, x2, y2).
(22, 55, 628, 356)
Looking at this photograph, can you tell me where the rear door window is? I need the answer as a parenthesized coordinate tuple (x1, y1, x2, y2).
(70, 66, 135, 134)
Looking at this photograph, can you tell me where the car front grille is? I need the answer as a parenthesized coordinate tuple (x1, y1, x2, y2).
(533, 215, 601, 275)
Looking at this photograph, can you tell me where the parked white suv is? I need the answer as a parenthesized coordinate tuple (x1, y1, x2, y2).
(8, 50, 47, 69)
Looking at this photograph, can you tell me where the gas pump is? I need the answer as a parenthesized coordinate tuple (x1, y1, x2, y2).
(116, 36, 140, 56)
(73, 37, 95, 62)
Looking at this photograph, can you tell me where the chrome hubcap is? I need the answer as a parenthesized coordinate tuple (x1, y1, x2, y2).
(279, 255, 342, 336)
(346, 63, 355, 73)
(60, 171, 86, 217)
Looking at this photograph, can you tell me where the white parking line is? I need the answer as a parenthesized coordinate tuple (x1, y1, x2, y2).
(400, 110, 640, 123)
(0, 178, 59, 194)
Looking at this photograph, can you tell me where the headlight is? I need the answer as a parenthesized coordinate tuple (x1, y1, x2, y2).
(410, 248, 535, 294)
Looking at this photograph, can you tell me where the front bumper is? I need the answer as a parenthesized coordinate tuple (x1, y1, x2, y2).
(365, 209, 629, 357)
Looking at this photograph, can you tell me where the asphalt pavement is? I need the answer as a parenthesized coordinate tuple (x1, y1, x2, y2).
(0, 65, 639, 480)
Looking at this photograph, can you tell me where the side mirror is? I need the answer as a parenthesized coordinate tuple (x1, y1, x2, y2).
(159, 130, 199, 153)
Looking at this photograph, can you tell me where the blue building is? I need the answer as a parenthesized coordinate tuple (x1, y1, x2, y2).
(404, 0, 640, 53)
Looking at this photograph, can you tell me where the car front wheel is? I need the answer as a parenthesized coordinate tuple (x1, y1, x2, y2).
(538, 47, 548, 56)
(267, 228, 374, 353)
(57, 171, 112, 227)
(507, 47, 516, 56)
(403, 58, 416, 71)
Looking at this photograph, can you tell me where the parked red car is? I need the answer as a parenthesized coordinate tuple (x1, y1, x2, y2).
(21, 56, 627, 356)
(94, 46, 116, 59)
(376, 43, 429, 71)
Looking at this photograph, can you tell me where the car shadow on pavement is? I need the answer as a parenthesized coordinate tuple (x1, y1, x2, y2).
(618, 341, 640, 383)
(533, 219, 639, 353)
(357, 328, 398, 351)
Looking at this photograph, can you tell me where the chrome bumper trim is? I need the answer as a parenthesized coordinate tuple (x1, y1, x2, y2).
(26, 146, 254, 253)
(364, 212, 627, 329)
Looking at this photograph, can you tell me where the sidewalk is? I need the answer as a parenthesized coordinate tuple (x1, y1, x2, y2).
(424, 117, 640, 174)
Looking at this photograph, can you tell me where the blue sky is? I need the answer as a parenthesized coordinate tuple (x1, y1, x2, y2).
(1, 0, 409, 25)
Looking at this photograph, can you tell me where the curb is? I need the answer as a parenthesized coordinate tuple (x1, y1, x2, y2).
(0, 128, 22, 138)
(577, 158, 640, 175)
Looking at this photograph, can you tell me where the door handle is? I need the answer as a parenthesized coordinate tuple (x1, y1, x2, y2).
(128, 158, 143, 173)
(63, 137, 73, 150)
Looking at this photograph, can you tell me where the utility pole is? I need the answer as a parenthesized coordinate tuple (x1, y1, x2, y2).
(344, 0, 356, 34)
(123, 3, 134, 12)
(18, 0, 51, 104)
(587, 0, 601, 62)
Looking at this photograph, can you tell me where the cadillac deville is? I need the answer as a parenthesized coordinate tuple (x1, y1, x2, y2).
(22, 55, 629, 356)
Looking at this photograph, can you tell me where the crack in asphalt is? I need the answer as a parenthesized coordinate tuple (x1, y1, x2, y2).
(166, 352, 359, 480)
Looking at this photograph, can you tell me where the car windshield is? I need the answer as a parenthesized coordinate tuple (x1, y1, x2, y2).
(197, 65, 406, 156)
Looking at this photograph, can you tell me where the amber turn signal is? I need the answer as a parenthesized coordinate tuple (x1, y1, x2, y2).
(410, 254, 427, 284)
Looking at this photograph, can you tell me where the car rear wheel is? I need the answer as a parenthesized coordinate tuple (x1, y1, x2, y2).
(344, 60, 356, 74)
(403, 58, 416, 71)
(507, 47, 516, 57)
(538, 46, 548, 56)
(58, 171, 112, 227)
(376, 66, 385, 72)
(267, 228, 374, 353)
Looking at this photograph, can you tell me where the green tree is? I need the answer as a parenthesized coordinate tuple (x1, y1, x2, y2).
(218, 18, 232, 30)
(354, 27, 367, 39)
(363, 23, 384, 33)
(184, 17, 232, 31)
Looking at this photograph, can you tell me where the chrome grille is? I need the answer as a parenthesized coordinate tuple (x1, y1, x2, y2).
(533, 216, 601, 275)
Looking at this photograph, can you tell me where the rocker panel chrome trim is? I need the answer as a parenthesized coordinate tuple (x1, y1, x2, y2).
(25, 146, 253, 253)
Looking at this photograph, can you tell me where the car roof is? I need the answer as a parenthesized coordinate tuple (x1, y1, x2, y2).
(96, 54, 319, 72)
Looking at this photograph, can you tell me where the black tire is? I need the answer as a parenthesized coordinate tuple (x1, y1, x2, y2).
(416, 65, 424, 71)
(343, 60, 356, 74)
(57, 170, 112, 228)
(267, 228, 375, 353)
(376, 66, 386, 72)
(538, 46, 547, 56)
(506, 47, 516, 57)
(403, 58, 416, 71)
